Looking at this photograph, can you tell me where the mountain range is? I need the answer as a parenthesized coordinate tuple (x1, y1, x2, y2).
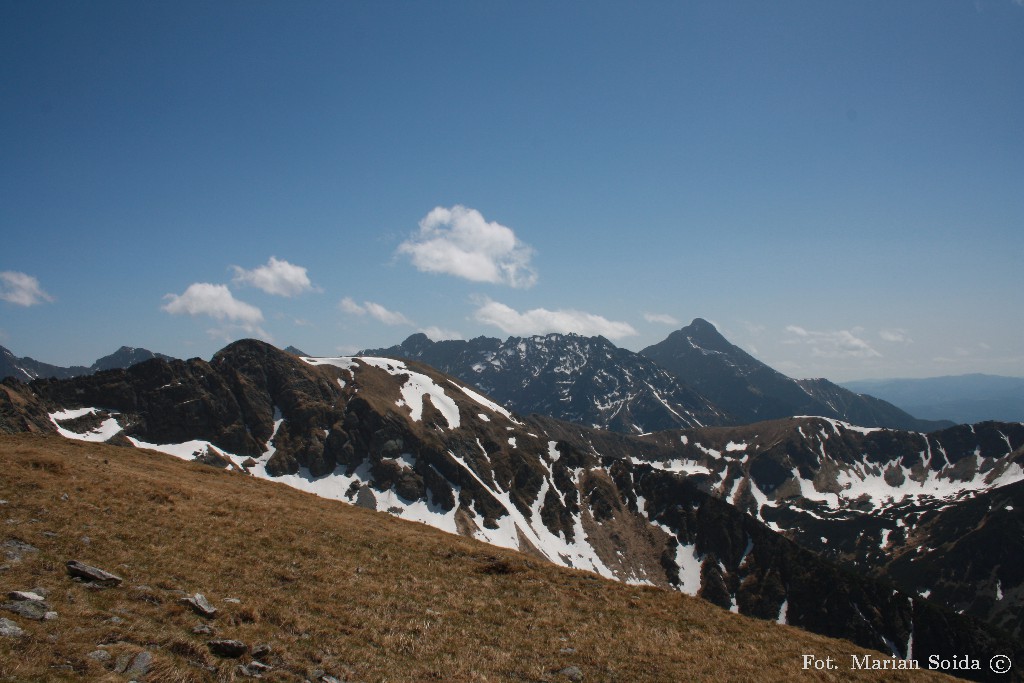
(365, 318, 950, 433)
(3, 339, 1021, 680)
(0, 345, 172, 382)
(842, 375, 1024, 425)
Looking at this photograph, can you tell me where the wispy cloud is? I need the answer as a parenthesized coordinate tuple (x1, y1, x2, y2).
(163, 283, 264, 325)
(397, 205, 537, 288)
(231, 256, 317, 297)
(474, 298, 638, 340)
(643, 312, 680, 326)
(784, 325, 881, 359)
(879, 328, 913, 344)
(0, 271, 54, 307)
(339, 297, 414, 326)
(420, 326, 464, 341)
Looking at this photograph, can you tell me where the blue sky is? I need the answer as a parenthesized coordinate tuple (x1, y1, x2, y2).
(2, 0, 1022, 381)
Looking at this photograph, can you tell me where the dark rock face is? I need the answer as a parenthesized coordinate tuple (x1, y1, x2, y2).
(363, 332, 727, 434)
(0, 379, 56, 435)
(640, 319, 949, 431)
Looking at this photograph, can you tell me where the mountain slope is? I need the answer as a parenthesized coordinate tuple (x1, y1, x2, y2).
(8, 340, 1020, 679)
(842, 375, 1024, 424)
(641, 319, 951, 431)
(639, 417, 1024, 639)
(363, 332, 728, 434)
(0, 344, 171, 381)
(0, 433, 964, 682)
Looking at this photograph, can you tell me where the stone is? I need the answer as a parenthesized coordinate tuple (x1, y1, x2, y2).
(7, 591, 44, 602)
(87, 649, 112, 663)
(2, 599, 49, 620)
(251, 642, 272, 660)
(237, 661, 272, 677)
(66, 560, 123, 586)
(3, 539, 38, 562)
(207, 638, 247, 658)
(559, 666, 584, 682)
(125, 651, 152, 678)
(223, 597, 241, 603)
(0, 617, 24, 637)
(192, 623, 214, 635)
(181, 593, 218, 618)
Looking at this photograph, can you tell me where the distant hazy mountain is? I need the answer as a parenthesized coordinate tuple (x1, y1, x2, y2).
(0, 345, 172, 381)
(639, 319, 949, 432)
(842, 374, 1024, 424)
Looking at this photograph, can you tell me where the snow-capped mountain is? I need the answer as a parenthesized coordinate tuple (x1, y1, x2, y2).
(6, 339, 1021, 679)
(0, 344, 172, 381)
(640, 319, 950, 431)
(363, 332, 729, 434)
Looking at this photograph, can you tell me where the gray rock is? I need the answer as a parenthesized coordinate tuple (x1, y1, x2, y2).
(0, 617, 24, 637)
(237, 661, 272, 677)
(192, 623, 214, 635)
(87, 649, 112, 663)
(125, 651, 152, 677)
(181, 593, 218, 618)
(2, 599, 49, 620)
(208, 638, 247, 658)
(559, 665, 584, 682)
(251, 642, 272, 660)
(114, 653, 133, 673)
(223, 597, 241, 603)
(7, 591, 44, 602)
(66, 560, 123, 586)
(3, 539, 38, 562)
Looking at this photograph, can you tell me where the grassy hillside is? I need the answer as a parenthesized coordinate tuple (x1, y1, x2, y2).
(0, 434, 957, 682)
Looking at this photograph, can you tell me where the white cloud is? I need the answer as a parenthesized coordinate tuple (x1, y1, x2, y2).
(879, 328, 913, 344)
(643, 312, 680, 326)
(231, 256, 316, 297)
(420, 326, 464, 341)
(397, 205, 537, 287)
(338, 297, 414, 326)
(784, 325, 881, 359)
(162, 283, 264, 325)
(339, 297, 366, 315)
(474, 298, 638, 340)
(0, 271, 54, 307)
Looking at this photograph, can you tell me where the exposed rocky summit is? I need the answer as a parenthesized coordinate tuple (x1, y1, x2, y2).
(363, 332, 728, 434)
(640, 319, 950, 431)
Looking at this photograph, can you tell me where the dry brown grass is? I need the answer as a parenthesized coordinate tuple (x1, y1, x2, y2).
(0, 434, 957, 682)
